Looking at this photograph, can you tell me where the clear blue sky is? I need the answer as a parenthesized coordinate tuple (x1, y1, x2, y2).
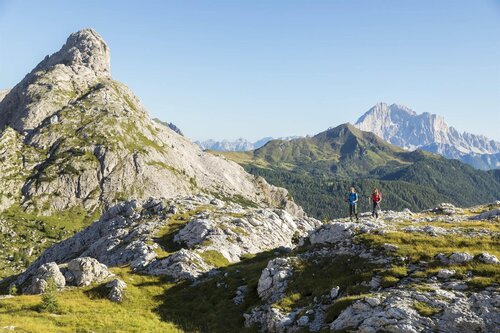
(1, 0, 499, 141)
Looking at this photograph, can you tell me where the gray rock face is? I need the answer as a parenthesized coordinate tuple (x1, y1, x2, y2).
(12, 195, 319, 288)
(448, 252, 474, 265)
(427, 203, 463, 215)
(106, 278, 127, 302)
(307, 219, 388, 246)
(330, 286, 340, 299)
(403, 225, 447, 237)
(174, 208, 318, 263)
(244, 305, 301, 333)
(355, 102, 500, 170)
(144, 249, 211, 280)
(308, 222, 357, 245)
(0, 29, 109, 132)
(66, 257, 114, 287)
(233, 285, 248, 305)
(24, 262, 66, 294)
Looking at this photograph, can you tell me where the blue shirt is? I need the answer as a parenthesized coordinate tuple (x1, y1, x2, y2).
(348, 192, 358, 204)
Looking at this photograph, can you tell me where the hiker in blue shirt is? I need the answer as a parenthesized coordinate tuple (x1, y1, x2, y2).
(346, 187, 359, 222)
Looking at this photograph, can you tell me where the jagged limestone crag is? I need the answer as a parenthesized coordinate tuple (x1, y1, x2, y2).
(0, 29, 301, 215)
(355, 102, 500, 170)
(12, 194, 320, 291)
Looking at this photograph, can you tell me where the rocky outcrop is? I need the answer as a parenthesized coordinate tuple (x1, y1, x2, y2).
(477, 253, 499, 265)
(427, 203, 464, 215)
(330, 288, 499, 333)
(355, 102, 500, 170)
(65, 257, 114, 287)
(257, 258, 294, 303)
(244, 202, 500, 332)
(22, 257, 115, 295)
(144, 249, 211, 280)
(173, 207, 316, 263)
(470, 209, 500, 220)
(11, 194, 319, 289)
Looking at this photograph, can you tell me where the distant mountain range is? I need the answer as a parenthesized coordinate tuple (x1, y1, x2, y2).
(221, 123, 500, 219)
(195, 136, 300, 151)
(355, 103, 500, 170)
(199, 103, 500, 170)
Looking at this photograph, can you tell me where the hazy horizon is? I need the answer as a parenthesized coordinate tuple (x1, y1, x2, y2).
(1, 0, 499, 141)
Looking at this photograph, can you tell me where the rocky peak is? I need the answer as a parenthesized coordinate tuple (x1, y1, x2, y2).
(0, 29, 110, 132)
(35, 28, 110, 77)
(0, 28, 302, 216)
(354, 103, 500, 169)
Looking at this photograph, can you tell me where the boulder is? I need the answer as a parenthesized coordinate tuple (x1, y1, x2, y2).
(429, 203, 463, 215)
(24, 262, 65, 294)
(233, 285, 248, 305)
(144, 249, 211, 280)
(297, 315, 309, 326)
(257, 258, 294, 303)
(106, 278, 127, 302)
(448, 252, 473, 265)
(308, 222, 356, 245)
(476, 253, 499, 265)
(330, 286, 340, 299)
(437, 269, 456, 279)
(67, 257, 114, 287)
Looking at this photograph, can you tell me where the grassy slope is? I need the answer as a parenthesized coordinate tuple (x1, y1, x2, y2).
(0, 206, 101, 280)
(0, 267, 182, 333)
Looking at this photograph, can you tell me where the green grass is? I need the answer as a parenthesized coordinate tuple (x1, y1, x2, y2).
(0, 205, 101, 279)
(413, 301, 442, 317)
(0, 267, 182, 333)
(157, 251, 277, 332)
(380, 276, 400, 288)
(146, 161, 182, 176)
(467, 277, 497, 289)
(198, 250, 230, 268)
(273, 254, 376, 313)
(358, 231, 500, 262)
(358, 229, 500, 289)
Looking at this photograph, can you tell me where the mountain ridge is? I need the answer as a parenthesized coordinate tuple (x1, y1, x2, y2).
(221, 123, 500, 219)
(196, 136, 300, 152)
